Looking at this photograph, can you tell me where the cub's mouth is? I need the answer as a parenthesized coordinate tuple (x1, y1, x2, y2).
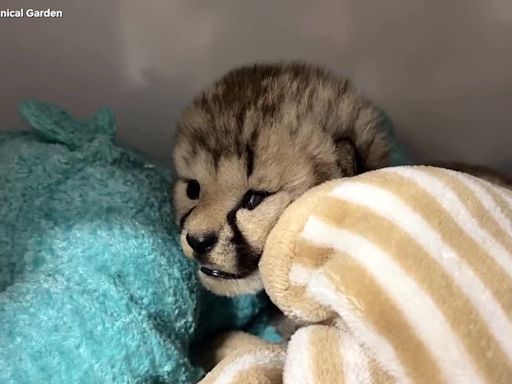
(197, 263, 264, 296)
(198, 254, 260, 280)
(199, 265, 242, 280)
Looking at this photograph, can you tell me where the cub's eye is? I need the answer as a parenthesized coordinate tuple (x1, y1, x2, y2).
(186, 179, 201, 200)
(242, 190, 270, 210)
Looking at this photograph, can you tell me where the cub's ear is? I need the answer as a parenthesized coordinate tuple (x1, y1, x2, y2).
(333, 138, 359, 177)
(327, 77, 392, 176)
(333, 108, 391, 177)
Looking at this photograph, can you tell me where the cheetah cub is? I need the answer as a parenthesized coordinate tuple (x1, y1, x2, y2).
(172, 62, 392, 297)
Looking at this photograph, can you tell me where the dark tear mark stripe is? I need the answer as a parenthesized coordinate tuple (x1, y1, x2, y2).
(179, 207, 195, 229)
(226, 201, 261, 275)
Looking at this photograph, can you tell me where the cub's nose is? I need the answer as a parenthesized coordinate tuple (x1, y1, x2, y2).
(186, 232, 218, 254)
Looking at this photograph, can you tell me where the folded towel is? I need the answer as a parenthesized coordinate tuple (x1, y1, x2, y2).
(202, 165, 512, 383)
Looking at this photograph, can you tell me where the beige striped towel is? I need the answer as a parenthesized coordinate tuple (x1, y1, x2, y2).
(200, 166, 512, 384)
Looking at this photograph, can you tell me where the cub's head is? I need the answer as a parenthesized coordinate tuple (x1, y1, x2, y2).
(173, 62, 390, 296)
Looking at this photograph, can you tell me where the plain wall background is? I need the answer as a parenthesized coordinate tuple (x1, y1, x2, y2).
(1, 0, 511, 173)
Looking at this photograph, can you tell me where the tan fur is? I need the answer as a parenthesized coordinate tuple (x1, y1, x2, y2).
(172, 62, 391, 295)
(192, 331, 275, 372)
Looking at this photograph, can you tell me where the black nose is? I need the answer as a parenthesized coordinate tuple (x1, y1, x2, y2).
(186, 233, 218, 254)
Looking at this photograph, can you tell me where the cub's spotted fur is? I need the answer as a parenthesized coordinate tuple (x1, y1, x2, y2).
(173, 62, 391, 296)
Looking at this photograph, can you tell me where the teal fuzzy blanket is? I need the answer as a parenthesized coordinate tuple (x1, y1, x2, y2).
(0, 101, 278, 384)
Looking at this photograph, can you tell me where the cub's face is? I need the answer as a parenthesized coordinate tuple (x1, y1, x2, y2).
(173, 63, 389, 296)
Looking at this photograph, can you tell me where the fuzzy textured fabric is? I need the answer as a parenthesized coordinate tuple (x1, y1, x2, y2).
(0, 101, 276, 384)
(201, 166, 512, 384)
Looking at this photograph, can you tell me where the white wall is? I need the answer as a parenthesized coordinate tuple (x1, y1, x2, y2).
(1, 0, 511, 173)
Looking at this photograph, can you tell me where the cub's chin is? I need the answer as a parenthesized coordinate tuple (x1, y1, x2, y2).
(198, 269, 264, 297)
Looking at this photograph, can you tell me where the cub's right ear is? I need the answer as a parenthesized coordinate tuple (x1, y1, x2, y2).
(333, 102, 392, 177)
(349, 103, 391, 172)
(333, 138, 359, 177)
